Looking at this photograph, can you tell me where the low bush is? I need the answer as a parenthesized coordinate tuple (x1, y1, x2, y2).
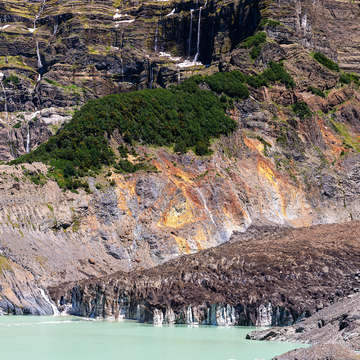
(340, 72, 360, 86)
(313, 52, 339, 72)
(308, 86, 325, 98)
(292, 101, 312, 120)
(202, 71, 249, 99)
(246, 61, 295, 89)
(240, 32, 267, 60)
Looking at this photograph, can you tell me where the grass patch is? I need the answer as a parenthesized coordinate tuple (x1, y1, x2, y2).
(330, 120, 360, 152)
(44, 78, 84, 95)
(0, 255, 12, 273)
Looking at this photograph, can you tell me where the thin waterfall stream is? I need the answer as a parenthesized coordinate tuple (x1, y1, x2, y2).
(148, 60, 153, 89)
(36, 41, 43, 69)
(26, 124, 30, 153)
(188, 9, 194, 57)
(0, 73, 8, 122)
(154, 21, 159, 52)
(194, 7, 202, 63)
(196, 188, 217, 229)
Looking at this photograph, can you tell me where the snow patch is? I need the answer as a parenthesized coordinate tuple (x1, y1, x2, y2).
(159, 52, 181, 62)
(176, 59, 202, 68)
(115, 19, 135, 27)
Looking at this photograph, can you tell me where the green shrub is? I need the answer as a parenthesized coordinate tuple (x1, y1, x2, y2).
(202, 72, 249, 98)
(247, 61, 295, 89)
(250, 45, 262, 60)
(340, 72, 360, 86)
(258, 18, 281, 29)
(4, 74, 19, 86)
(117, 144, 128, 158)
(174, 141, 187, 154)
(195, 141, 211, 156)
(292, 101, 312, 120)
(23, 169, 47, 186)
(241, 32, 266, 49)
(313, 52, 339, 72)
(240, 32, 266, 60)
(308, 86, 325, 98)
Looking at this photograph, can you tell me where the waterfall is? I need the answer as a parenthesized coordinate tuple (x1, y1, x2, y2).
(0, 72, 15, 158)
(196, 188, 217, 228)
(154, 21, 159, 52)
(193, 7, 202, 63)
(26, 124, 30, 153)
(33, 0, 47, 30)
(39, 288, 60, 316)
(53, 22, 58, 35)
(0, 73, 8, 120)
(36, 41, 42, 69)
(120, 56, 124, 80)
(188, 9, 194, 57)
(148, 61, 153, 89)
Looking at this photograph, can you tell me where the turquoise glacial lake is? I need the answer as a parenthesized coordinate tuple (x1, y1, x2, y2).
(0, 316, 304, 359)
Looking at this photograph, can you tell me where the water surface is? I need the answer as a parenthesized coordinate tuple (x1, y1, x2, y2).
(0, 316, 304, 360)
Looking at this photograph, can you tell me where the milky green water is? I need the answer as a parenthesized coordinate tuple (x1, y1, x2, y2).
(0, 316, 304, 360)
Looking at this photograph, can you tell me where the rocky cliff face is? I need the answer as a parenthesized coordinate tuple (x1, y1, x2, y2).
(0, 0, 360, 315)
(49, 222, 360, 326)
(0, 0, 359, 160)
(0, 0, 260, 111)
(247, 291, 360, 352)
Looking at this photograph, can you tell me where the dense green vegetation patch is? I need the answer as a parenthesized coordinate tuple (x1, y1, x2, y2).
(340, 72, 360, 86)
(198, 61, 294, 95)
(3, 74, 19, 86)
(292, 101, 312, 120)
(12, 82, 236, 189)
(200, 71, 249, 99)
(246, 61, 295, 89)
(12, 63, 295, 190)
(307, 86, 325, 98)
(313, 52, 339, 72)
(240, 32, 266, 60)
